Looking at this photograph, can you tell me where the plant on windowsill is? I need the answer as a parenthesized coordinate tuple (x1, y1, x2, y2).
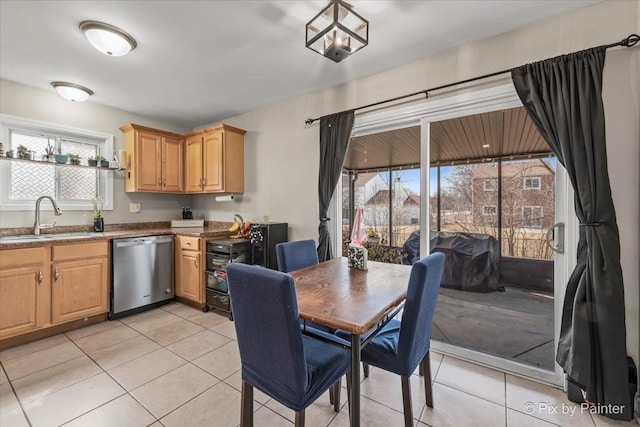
(95, 155, 109, 168)
(68, 154, 80, 165)
(43, 141, 55, 162)
(87, 156, 98, 166)
(17, 144, 34, 160)
(54, 145, 68, 164)
(92, 196, 104, 232)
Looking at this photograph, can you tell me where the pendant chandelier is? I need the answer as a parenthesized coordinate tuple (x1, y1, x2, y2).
(305, 0, 369, 63)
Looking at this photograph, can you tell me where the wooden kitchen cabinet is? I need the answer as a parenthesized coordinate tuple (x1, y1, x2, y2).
(175, 235, 204, 306)
(183, 124, 245, 194)
(51, 241, 109, 324)
(0, 247, 49, 339)
(121, 123, 184, 193)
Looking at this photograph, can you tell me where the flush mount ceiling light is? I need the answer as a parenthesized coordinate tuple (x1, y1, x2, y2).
(51, 82, 94, 102)
(79, 20, 137, 56)
(305, 0, 368, 63)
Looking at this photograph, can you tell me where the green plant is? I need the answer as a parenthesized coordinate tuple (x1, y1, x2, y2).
(45, 142, 55, 156)
(91, 196, 104, 219)
(367, 227, 379, 238)
(68, 154, 80, 164)
(95, 155, 105, 162)
(16, 144, 28, 155)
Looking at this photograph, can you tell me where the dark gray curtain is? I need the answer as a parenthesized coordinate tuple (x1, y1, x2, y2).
(512, 47, 630, 420)
(317, 111, 354, 262)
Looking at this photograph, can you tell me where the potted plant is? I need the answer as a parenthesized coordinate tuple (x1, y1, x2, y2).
(0, 142, 4, 157)
(87, 156, 98, 166)
(54, 145, 68, 164)
(96, 155, 109, 168)
(17, 144, 33, 160)
(367, 227, 381, 247)
(91, 196, 104, 232)
(43, 141, 55, 162)
(68, 154, 80, 165)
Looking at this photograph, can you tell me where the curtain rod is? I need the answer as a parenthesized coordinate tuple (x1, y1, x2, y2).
(304, 33, 639, 125)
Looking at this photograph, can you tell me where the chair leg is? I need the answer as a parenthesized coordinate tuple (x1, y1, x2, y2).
(329, 384, 334, 405)
(421, 352, 433, 408)
(241, 380, 254, 427)
(363, 362, 370, 378)
(419, 362, 424, 377)
(401, 376, 414, 427)
(333, 380, 342, 412)
(345, 373, 352, 414)
(294, 409, 305, 427)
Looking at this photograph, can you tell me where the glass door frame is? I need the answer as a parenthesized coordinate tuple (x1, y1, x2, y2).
(330, 82, 575, 387)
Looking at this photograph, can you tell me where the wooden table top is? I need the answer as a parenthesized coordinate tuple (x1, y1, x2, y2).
(289, 257, 411, 335)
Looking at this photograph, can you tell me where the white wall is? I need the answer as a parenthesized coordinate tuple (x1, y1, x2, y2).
(192, 0, 640, 373)
(0, 79, 193, 228)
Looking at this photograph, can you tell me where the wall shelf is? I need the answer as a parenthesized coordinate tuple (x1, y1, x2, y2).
(0, 156, 123, 171)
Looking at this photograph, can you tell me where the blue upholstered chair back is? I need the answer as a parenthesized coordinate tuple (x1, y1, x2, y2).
(226, 263, 308, 403)
(397, 252, 446, 371)
(276, 240, 319, 273)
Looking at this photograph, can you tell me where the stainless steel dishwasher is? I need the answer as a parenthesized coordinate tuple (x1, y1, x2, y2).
(111, 235, 174, 319)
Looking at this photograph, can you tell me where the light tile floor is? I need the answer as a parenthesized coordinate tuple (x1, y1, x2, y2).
(0, 302, 635, 427)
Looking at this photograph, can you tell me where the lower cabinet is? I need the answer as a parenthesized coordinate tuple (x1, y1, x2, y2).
(175, 236, 204, 306)
(0, 247, 48, 339)
(0, 241, 109, 341)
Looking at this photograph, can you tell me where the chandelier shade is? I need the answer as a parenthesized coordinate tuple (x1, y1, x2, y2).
(305, 0, 368, 63)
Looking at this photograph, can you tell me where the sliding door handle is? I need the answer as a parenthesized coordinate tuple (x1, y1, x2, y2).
(545, 222, 565, 254)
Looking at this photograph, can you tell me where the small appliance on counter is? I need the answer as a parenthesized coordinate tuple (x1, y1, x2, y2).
(205, 238, 251, 319)
(250, 222, 288, 270)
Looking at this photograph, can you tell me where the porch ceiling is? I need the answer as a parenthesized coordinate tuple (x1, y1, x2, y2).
(344, 106, 551, 172)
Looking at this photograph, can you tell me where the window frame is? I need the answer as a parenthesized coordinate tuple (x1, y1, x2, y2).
(0, 114, 114, 212)
(522, 205, 544, 228)
(482, 205, 497, 216)
(523, 177, 541, 190)
(483, 178, 498, 191)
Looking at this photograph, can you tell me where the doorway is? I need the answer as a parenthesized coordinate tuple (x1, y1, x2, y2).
(335, 83, 574, 385)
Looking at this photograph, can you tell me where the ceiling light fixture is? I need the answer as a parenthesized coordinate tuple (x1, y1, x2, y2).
(79, 21, 137, 56)
(51, 82, 94, 102)
(305, 0, 368, 63)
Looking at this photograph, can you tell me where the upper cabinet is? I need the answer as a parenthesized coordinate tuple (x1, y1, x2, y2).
(120, 124, 184, 193)
(184, 125, 245, 194)
(120, 123, 245, 194)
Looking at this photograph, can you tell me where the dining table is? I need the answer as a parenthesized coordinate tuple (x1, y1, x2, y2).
(289, 257, 412, 427)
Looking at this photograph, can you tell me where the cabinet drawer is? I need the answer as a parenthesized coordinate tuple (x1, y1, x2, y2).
(52, 241, 108, 261)
(0, 247, 46, 269)
(206, 288, 230, 312)
(206, 269, 228, 292)
(179, 236, 200, 251)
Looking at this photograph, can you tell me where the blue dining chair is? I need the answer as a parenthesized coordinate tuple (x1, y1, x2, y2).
(337, 252, 445, 427)
(276, 239, 318, 273)
(226, 263, 351, 427)
(275, 239, 345, 408)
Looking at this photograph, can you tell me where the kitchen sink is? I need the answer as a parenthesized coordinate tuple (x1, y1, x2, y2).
(0, 232, 103, 244)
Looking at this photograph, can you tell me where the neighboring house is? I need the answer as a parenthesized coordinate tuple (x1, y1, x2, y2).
(342, 172, 388, 224)
(363, 180, 416, 227)
(471, 160, 555, 230)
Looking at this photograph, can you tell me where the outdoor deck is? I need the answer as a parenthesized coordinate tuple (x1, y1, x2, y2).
(432, 285, 555, 371)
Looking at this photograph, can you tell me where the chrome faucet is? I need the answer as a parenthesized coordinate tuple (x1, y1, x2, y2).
(34, 196, 63, 235)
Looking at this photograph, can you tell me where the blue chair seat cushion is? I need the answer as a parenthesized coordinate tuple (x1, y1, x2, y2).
(246, 334, 350, 412)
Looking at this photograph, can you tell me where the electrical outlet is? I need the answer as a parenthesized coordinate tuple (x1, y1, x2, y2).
(129, 203, 141, 213)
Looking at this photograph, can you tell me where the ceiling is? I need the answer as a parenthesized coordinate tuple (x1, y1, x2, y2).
(344, 107, 551, 171)
(0, 1, 599, 128)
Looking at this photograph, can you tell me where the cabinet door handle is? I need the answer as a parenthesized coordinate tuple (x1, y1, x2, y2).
(54, 267, 59, 281)
(38, 270, 43, 284)
(199, 178, 203, 187)
(162, 179, 166, 186)
(194, 259, 198, 268)
(186, 241, 191, 246)
(203, 178, 207, 186)
(158, 179, 162, 186)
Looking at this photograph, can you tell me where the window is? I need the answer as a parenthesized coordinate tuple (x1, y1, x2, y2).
(523, 177, 541, 189)
(483, 205, 497, 215)
(522, 206, 543, 228)
(484, 179, 498, 191)
(1, 115, 113, 211)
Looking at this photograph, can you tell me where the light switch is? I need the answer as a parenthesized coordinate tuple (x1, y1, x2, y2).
(130, 203, 141, 213)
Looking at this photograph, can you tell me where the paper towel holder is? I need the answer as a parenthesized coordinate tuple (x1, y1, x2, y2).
(215, 194, 235, 202)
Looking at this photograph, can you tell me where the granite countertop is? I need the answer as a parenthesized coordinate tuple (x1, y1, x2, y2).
(0, 222, 234, 250)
